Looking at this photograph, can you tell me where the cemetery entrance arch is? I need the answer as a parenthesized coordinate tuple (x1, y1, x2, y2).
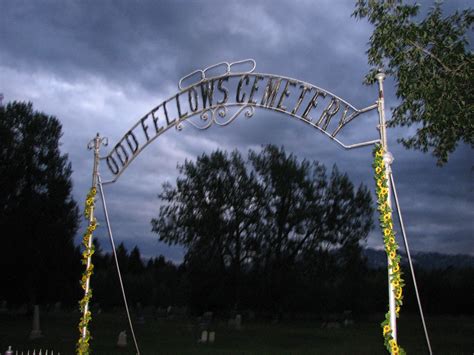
(77, 60, 431, 355)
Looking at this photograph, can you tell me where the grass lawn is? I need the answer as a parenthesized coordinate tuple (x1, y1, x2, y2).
(1, 312, 473, 354)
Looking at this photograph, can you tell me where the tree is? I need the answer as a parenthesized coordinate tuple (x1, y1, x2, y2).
(249, 146, 373, 313)
(353, 0, 473, 164)
(129, 246, 145, 274)
(152, 150, 261, 309)
(152, 145, 373, 312)
(0, 101, 79, 305)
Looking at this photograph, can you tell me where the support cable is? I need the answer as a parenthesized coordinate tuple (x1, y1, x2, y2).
(97, 175, 141, 355)
(389, 173, 433, 355)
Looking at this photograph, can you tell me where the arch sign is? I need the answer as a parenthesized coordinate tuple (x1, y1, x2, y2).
(76, 60, 431, 355)
(101, 59, 379, 183)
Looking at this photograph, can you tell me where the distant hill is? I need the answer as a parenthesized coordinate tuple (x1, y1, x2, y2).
(363, 248, 474, 270)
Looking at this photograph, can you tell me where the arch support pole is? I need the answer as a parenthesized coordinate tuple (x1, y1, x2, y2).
(97, 175, 141, 355)
(375, 72, 397, 341)
(390, 173, 433, 354)
(80, 134, 107, 342)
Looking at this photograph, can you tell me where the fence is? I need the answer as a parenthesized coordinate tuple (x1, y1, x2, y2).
(4, 347, 60, 355)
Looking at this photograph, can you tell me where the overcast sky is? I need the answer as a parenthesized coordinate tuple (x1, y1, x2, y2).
(1, 0, 472, 261)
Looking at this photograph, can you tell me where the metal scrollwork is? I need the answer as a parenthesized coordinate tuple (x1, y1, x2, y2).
(183, 104, 255, 130)
(178, 59, 256, 91)
(100, 59, 382, 184)
(87, 135, 108, 150)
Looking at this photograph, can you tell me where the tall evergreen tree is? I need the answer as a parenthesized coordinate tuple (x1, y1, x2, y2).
(0, 101, 79, 305)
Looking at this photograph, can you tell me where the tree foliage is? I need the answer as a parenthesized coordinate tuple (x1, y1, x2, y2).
(152, 145, 373, 311)
(353, 0, 473, 164)
(0, 101, 79, 305)
(152, 149, 261, 308)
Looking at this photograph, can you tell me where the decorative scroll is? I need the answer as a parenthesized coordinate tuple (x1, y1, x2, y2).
(182, 104, 255, 130)
(101, 60, 378, 181)
(179, 59, 257, 91)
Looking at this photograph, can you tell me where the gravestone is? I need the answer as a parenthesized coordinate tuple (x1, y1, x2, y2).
(199, 330, 208, 343)
(343, 310, 354, 327)
(235, 314, 242, 330)
(29, 305, 43, 340)
(208, 331, 216, 343)
(344, 318, 354, 327)
(117, 330, 127, 347)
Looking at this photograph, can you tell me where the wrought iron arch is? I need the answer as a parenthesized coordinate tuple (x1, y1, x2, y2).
(100, 59, 380, 184)
(77, 59, 432, 355)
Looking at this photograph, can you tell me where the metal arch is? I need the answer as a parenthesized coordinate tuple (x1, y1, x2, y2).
(178, 59, 355, 111)
(99, 99, 379, 185)
(83, 62, 425, 355)
(99, 59, 381, 184)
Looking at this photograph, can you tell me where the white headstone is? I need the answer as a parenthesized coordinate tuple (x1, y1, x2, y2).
(343, 318, 354, 327)
(29, 305, 43, 339)
(208, 331, 215, 343)
(200, 330, 208, 343)
(117, 330, 127, 347)
(235, 314, 242, 330)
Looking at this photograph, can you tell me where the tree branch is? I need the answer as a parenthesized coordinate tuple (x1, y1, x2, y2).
(407, 40, 452, 72)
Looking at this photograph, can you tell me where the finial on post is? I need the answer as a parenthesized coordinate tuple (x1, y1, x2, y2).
(375, 69, 386, 82)
(87, 133, 108, 151)
(86, 133, 108, 187)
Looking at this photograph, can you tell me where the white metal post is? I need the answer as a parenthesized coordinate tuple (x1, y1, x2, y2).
(81, 133, 102, 340)
(375, 71, 397, 341)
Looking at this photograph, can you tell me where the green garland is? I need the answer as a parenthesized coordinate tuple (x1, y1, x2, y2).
(76, 187, 97, 355)
(373, 145, 406, 355)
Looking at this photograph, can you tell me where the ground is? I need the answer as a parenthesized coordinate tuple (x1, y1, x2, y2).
(1, 312, 473, 354)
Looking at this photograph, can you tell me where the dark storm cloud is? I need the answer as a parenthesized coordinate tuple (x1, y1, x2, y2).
(1, 0, 472, 259)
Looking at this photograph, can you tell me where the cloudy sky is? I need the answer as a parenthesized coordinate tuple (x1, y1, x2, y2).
(1, 0, 472, 261)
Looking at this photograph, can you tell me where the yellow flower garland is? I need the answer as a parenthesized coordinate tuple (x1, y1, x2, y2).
(76, 187, 97, 355)
(373, 144, 406, 355)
